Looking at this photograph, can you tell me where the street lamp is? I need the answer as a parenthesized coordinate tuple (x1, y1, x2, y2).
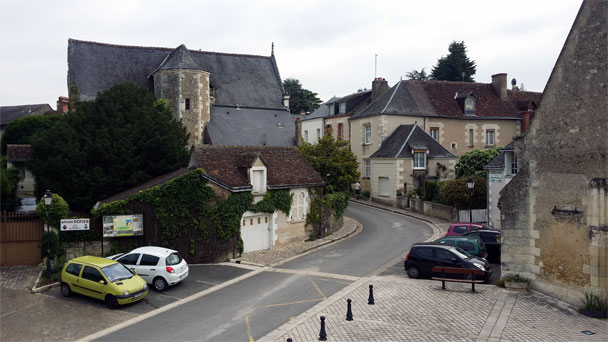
(43, 190, 53, 279)
(466, 177, 474, 223)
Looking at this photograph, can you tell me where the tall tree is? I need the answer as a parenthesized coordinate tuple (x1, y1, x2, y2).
(283, 78, 322, 114)
(297, 134, 360, 193)
(29, 83, 189, 211)
(454, 148, 501, 178)
(430, 41, 477, 82)
(1, 114, 62, 155)
(406, 68, 429, 80)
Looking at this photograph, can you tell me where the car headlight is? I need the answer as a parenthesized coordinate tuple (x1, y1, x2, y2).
(124, 290, 130, 296)
(474, 264, 485, 271)
(143, 284, 148, 290)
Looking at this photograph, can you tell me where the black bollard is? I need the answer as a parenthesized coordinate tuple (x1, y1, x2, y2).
(346, 298, 353, 321)
(368, 284, 375, 305)
(319, 316, 327, 341)
(287, 339, 293, 342)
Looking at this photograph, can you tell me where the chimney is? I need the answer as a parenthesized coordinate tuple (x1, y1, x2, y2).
(295, 117, 302, 145)
(372, 77, 389, 102)
(491, 73, 508, 101)
(57, 96, 69, 113)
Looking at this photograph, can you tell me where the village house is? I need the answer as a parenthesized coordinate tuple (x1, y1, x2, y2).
(498, 0, 607, 306)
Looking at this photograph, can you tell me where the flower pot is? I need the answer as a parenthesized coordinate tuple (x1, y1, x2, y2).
(505, 280, 529, 291)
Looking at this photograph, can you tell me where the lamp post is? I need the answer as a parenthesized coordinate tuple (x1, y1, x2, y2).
(466, 177, 474, 223)
(43, 190, 53, 279)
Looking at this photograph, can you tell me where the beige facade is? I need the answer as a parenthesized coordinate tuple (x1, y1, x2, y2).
(325, 115, 351, 141)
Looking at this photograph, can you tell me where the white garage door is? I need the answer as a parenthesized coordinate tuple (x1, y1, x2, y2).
(240, 215, 270, 253)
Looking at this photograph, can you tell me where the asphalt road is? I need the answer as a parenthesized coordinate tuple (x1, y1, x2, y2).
(93, 203, 433, 341)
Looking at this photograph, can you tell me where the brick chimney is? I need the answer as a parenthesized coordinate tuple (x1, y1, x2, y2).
(295, 117, 302, 145)
(491, 73, 508, 101)
(372, 77, 389, 102)
(57, 96, 69, 113)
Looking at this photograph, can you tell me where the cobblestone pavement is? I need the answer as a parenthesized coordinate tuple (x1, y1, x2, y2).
(0, 265, 41, 291)
(260, 276, 608, 342)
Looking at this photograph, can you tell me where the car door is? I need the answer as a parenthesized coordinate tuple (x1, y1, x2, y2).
(63, 262, 84, 295)
(117, 253, 141, 273)
(136, 254, 160, 284)
(80, 266, 107, 300)
(413, 247, 436, 277)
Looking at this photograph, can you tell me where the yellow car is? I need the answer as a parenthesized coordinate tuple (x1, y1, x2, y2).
(60, 256, 148, 308)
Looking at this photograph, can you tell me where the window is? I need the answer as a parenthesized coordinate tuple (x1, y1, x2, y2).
(304, 130, 308, 143)
(316, 128, 321, 141)
(364, 124, 371, 145)
(242, 220, 246, 226)
(82, 266, 104, 283)
(185, 98, 191, 110)
(430, 128, 439, 141)
(338, 123, 344, 139)
(415, 247, 433, 258)
(339, 102, 346, 114)
(379, 177, 389, 196)
(325, 125, 332, 135)
(252, 169, 265, 193)
(364, 159, 371, 178)
(257, 217, 261, 224)
(329, 105, 335, 116)
(66, 263, 82, 277)
(436, 249, 455, 261)
(486, 130, 495, 146)
(250, 218, 253, 225)
(413, 151, 426, 169)
(464, 97, 475, 115)
(140, 254, 160, 266)
(118, 253, 140, 265)
(265, 217, 268, 223)
(290, 191, 307, 221)
(166, 252, 183, 266)
(458, 241, 475, 252)
(451, 143, 457, 149)
(453, 226, 467, 234)
(511, 158, 518, 175)
(468, 129, 474, 147)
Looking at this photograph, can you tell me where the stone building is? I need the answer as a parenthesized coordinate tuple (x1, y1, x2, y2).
(498, 0, 607, 305)
(67, 39, 293, 147)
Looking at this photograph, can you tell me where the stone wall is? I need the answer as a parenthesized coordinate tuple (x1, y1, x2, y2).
(65, 240, 111, 259)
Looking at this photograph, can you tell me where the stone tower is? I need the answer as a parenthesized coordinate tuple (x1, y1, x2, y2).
(152, 45, 210, 147)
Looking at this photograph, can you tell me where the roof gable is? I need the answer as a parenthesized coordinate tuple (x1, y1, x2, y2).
(155, 44, 199, 72)
(370, 125, 456, 159)
(189, 145, 324, 191)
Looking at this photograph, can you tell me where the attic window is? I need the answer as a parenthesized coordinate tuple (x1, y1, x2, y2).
(464, 97, 475, 115)
(185, 98, 191, 110)
(339, 102, 346, 114)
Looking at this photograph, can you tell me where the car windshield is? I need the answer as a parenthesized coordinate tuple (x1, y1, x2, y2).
(102, 263, 135, 282)
(166, 252, 183, 266)
(451, 247, 473, 259)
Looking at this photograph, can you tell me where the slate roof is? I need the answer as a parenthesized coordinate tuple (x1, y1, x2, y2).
(370, 124, 456, 159)
(0, 104, 54, 126)
(68, 39, 286, 109)
(94, 168, 191, 208)
(351, 80, 541, 120)
(205, 106, 295, 146)
(6, 144, 32, 161)
(310, 90, 371, 121)
(302, 103, 329, 121)
(189, 145, 325, 191)
(484, 141, 515, 170)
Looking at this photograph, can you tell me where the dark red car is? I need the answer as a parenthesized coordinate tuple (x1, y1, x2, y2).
(445, 222, 485, 236)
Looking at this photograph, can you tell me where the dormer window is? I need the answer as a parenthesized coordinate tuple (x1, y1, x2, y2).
(339, 102, 346, 114)
(464, 97, 475, 114)
(249, 159, 267, 195)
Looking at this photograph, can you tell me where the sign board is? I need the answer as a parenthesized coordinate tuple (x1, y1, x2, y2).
(60, 218, 90, 231)
(103, 214, 143, 237)
(489, 170, 502, 183)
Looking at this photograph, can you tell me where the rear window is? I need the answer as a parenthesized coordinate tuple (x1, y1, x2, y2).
(140, 254, 160, 266)
(437, 240, 455, 247)
(66, 263, 82, 276)
(453, 226, 467, 234)
(458, 241, 475, 252)
(480, 232, 498, 243)
(166, 252, 183, 266)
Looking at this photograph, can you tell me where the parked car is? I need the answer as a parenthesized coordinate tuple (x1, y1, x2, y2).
(463, 229, 501, 263)
(60, 256, 148, 308)
(445, 222, 486, 236)
(108, 246, 189, 291)
(15, 197, 37, 213)
(434, 236, 488, 259)
(403, 243, 492, 281)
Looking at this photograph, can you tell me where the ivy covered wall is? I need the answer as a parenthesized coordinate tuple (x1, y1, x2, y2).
(92, 169, 292, 263)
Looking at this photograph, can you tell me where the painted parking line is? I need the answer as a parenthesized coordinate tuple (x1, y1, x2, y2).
(255, 298, 324, 310)
(196, 280, 221, 286)
(244, 315, 254, 342)
(309, 278, 327, 300)
(314, 277, 352, 285)
(266, 268, 360, 281)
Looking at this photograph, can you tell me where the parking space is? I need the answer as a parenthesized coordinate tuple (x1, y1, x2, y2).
(44, 264, 252, 314)
(378, 259, 502, 284)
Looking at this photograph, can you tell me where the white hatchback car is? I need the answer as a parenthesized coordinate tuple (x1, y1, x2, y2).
(109, 246, 189, 291)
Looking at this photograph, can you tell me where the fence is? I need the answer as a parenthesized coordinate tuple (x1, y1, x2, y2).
(458, 209, 488, 223)
(0, 212, 44, 266)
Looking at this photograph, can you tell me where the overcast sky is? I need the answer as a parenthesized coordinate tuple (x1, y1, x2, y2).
(0, 0, 582, 109)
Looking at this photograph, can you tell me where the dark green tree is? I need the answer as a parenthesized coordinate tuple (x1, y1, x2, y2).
(1, 114, 62, 155)
(298, 134, 360, 193)
(455, 148, 501, 178)
(283, 78, 322, 114)
(29, 83, 189, 211)
(441, 175, 486, 210)
(406, 68, 429, 80)
(430, 41, 477, 82)
(0, 155, 20, 211)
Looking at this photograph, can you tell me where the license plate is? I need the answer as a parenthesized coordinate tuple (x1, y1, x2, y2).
(134, 292, 145, 299)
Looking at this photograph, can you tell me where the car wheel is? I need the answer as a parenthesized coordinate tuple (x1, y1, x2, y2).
(407, 266, 420, 279)
(153, 277, 168, 291)
(105, 294, 119, 309)
(60, 283, 71, 297)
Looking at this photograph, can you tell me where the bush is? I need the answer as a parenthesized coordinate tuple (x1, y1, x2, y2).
(361, 190, 370, 200)
(580, 291, 607, 319)
(440, 175, 486, 209)
(502, 274, 530, 283)
(40, 230, 65, 263)
(425, 182, 440, 202)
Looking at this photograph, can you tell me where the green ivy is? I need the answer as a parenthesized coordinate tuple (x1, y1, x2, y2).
(92, 169, 294, 261)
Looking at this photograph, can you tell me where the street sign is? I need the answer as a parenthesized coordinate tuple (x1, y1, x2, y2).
(60, 218, 90, 231)
(489, 170, 502, 183)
